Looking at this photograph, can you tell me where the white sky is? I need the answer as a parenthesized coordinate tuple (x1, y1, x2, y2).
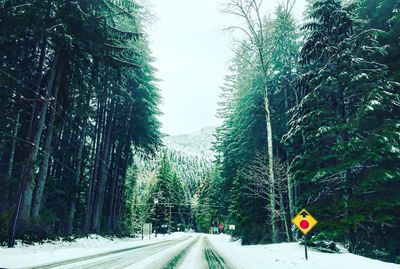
(146, 0, 306, 135)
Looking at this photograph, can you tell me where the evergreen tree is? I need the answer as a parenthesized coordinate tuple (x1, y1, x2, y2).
(146, 152, 193, 233)
(357, 0, 400, 81)
(0, 0, 162, 244)
(195, 167, 227, 233)
(151, 152, 174, 231)
(211, 4, 301, 243)
(284, 0, 400, 257)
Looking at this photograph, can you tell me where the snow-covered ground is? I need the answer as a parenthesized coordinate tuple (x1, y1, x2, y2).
(207, 234, 400, 269)
(0, 233, 187, 268)
(1, 233, 399, 269)
(163, 126, 216, 159)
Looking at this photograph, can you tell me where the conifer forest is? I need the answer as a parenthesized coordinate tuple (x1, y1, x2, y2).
(0, 0, 399, 266)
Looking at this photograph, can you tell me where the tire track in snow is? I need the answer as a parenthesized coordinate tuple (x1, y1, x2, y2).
(161, 236, 198, 269)
(65, 238, 191, 269)
(126, 235, 198, 269)
(24, 236, 190, 269)
(176, 235, 206, 269)
(204, 237, 236, 269)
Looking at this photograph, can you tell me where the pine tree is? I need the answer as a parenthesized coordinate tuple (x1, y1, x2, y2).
(284, 0, 400, 256)
(212, 3, 301, 243)
(357, 0, 400, 81)
(0, 0, 162, 244)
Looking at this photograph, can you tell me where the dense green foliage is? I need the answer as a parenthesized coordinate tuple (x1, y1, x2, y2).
(131, 139, 212, 234)
(134, 146, 212, 197)
(286, 0, 400, 258)
(197, 2, 300, 244)
(196, 0, 400, 263)
(1, 0, 399, 264)
(0, 0, 161, 244)
(130, 152, 193, 234)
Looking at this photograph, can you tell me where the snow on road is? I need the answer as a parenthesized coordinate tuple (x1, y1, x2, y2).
(1, 232, 399, 269)
(177, 235, 206, 269)
(0, 233, 187, 269)
(126, 235, 197, 269)
(207, 234, 400, 269)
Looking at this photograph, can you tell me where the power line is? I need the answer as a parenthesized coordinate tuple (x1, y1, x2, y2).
(0, 105, 114, 182)
(0, 69, 115, 177)
(0, 68, 49, 100)
(0, 130, 76, 174)
(0, 128, 118, 236)
(0, 69, 84, 131)
(134, 202, 225, 208)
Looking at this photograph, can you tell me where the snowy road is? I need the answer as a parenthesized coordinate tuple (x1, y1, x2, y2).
(2, 233, 399, 269)
(13, 235, 235, 269)
(164, 236, 235, 269)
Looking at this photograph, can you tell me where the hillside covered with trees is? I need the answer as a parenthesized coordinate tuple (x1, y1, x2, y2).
(0, 0, 399, 265)
(196, 0, 400, 263)
(0, 0, 162, 246)
(128, 129, 215, 235)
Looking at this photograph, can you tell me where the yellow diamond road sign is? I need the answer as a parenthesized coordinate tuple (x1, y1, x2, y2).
(292, 209, 318, 235)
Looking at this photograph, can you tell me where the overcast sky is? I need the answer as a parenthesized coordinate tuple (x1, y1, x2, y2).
(145, 0, 306, 135)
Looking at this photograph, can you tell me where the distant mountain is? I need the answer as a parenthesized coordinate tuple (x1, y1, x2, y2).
(135, 126, 217, 195)
(163, 126, 217, 160)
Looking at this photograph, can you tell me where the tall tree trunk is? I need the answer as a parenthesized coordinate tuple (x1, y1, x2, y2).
(66, 91, 91, 234)
(91, 100, 115, 232)
(283, 80, 295, 221)
(107, 143, 119, 231)
(66, 121, 88, 234)
(31, 52, 66, 220)
(115, 181, 125, 233)
(277, 161, 290, 242)
(27, 36, 47, 134)
(2, 111, 21, 211)
(84, 100, 104, 231)
(264, 83, 277, 242)
(286, 162, 294, 219)
(17, 8, 48, 211)
(18, 46, 63, 221)
(114, 141, 131, 232)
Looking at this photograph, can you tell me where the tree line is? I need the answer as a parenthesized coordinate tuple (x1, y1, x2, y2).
(0, 0, 161, 246)
(196, 0, 400, 262)
(129, 152, 193, 235)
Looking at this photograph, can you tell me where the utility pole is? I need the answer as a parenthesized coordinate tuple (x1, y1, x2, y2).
(154, 197, 159, 238)
(141, 222, 143, 240)
(166, 204, 174, 234)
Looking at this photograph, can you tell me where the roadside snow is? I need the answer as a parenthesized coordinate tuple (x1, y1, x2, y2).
(2, 233, 399, 269)
(0, 233, 186, 269)
(207, 234, 400, 269)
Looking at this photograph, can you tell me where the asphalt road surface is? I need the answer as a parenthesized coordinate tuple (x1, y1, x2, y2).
(18, 235, 236, 269)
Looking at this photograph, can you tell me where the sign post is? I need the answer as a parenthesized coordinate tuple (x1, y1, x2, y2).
(304, 235, 308, 260)
(292, 209, 318, 260)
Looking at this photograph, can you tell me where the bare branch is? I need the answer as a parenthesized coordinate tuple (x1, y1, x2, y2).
(222, 26, 255, 44)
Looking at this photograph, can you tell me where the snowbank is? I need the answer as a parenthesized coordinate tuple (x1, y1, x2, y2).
(207, 234, 400, 269)
(0, 233, 186, 268)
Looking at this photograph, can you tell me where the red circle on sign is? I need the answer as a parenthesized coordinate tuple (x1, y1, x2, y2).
(300, 220, 309, 229)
